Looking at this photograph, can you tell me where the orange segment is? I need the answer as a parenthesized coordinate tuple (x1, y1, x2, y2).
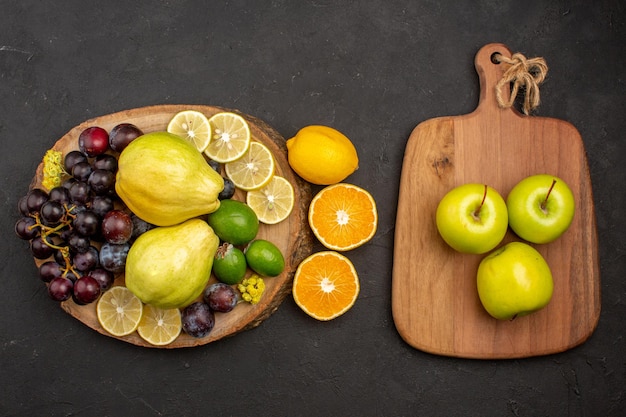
(292, 251, 360, 321)
(308, 183, 378, 251)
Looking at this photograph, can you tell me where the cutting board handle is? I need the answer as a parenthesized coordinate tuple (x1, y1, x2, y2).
(475, 43, 515, 113)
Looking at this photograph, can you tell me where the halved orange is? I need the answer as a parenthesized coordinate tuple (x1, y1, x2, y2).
(292, 251, 360, 321)
(308, 183, 378, 251)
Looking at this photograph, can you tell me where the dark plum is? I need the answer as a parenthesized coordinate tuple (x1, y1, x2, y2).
(78, 126, 109, 157)
(48, 276, 74, 302)
(203, 283, 238, 313)
(72, 276, 101, 305)
(109, 123, 143, 152)
(181, 302, 215, 338)
(99, 242, 130, 273)
(102, 210, 133, 244)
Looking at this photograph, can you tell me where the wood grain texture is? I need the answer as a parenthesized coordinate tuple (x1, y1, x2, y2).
(392, 44, 600, 359)
(31, 104, 313, 348)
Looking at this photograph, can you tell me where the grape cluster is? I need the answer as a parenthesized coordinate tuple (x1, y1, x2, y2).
(15, 123, 152, 305)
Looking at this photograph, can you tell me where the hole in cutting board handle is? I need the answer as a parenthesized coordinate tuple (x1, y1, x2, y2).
(490, 52, 503, 64)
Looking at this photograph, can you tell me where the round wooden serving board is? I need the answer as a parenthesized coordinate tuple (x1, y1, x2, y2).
(31, 104, 313, 348)
(392, 44, 600, 359)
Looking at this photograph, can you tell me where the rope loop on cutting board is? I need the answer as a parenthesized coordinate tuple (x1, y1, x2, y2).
(494, 52, 548, 115)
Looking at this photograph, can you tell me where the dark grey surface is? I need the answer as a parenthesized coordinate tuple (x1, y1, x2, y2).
(1, 1, 624, 416)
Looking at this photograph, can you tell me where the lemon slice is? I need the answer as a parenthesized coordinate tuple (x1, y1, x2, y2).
(96, 286, 144, 337)
(167, 110, 212, 152)
(204, 112, 251, 163)
(136, 305, 182, 346)
(246, 175, 295, 224)
(225, 141, 275, 191)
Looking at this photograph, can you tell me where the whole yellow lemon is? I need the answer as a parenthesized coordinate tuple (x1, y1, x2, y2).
(286, 125, 358, 185)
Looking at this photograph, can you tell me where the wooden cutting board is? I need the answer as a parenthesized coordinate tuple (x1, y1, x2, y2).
(392, 43, 600, 359)
(31, 104, 313, 348)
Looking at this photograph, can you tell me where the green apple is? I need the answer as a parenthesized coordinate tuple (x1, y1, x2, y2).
(477, 241, 554, 320)
(436, 183, 508, 254)
(507, 174, 575, 244)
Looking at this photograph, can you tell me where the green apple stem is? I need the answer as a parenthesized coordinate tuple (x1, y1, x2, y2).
(540, 179, 557, 213)
(472, 185, 488, 221)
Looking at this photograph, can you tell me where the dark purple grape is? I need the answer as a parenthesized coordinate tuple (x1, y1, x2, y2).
(109, 123, 143, 152)
(66, 203, 87, 217)
(78, 126, 109, 157)
(88, 169, 116, 195)
(102, 210, 133, 244)
(30, 236, 55, 259)
(73, 246, 100, 272)
(73, 210, 100, 237)
(39, 261, 64, 283)
(69, 181, 92, 205)
(62, 177, 78, 190)
(88, 268, 114, 291)
(203, 283, 238, 313)
(26, 189, 49, 213)
(72, 276, 101, 305)
(48, 186, 71, 205)
(208, 159, 221, 173)
(64, 150, 88, 172)
(218, 177, 236, 200)
(90, 195, 115, 218)
(54, 248, 71, 266)
(67, 232, 91, 253)
(64, 270, 80, 283)
(92, 154, 118, 172)
(181, 302, 215, 338)
(40, 201, 65, 227)
(131, 214, 154, 240)
(15, 217, 39, 240)
(18, 195, 29, 216)
(48, 276, 74, 302)
(99, 242, 130, 273)
(71, 161, 93, 182)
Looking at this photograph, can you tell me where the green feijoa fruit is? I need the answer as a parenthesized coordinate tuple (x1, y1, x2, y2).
(245, 239, 285, 277)
(212, 243, 247, 285)
(207, 199, 259, 245)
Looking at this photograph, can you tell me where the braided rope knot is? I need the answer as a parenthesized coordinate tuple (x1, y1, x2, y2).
(495, 52, 549, 115)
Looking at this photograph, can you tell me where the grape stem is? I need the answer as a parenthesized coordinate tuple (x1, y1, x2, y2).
(30, 204, 81, 278)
